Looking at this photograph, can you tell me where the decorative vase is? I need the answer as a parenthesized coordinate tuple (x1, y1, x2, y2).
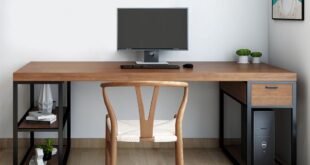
(33, 148, 44, 165)
(252, 57, 261, 64)
(37, 84, 53, 114)
(238, 56, 249, 64)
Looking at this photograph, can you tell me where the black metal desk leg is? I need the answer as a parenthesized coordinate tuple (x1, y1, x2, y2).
(67, 82, 71, 148)
(13, 82, 18, 165)
(291, 82, 297, 165)
(58, 83, 64, 165)
(30, 84, 34, 108)
(246, 82, 253, 165)
(219, 89, 224, 148)
(30, 84, 35, 147)
(65, 81, 71, 163)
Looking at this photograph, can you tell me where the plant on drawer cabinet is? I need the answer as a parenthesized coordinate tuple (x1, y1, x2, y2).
(251, 51, 262, 64)
(236, 49, 251, 64)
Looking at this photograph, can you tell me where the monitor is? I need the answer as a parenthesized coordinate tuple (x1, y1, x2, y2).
(117, 8, 188, 63)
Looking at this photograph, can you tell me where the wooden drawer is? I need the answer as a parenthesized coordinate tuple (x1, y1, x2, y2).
(251, 84, 293, 107)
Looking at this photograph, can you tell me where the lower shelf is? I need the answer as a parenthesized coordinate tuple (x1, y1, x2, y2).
(22, 145, 68, 165)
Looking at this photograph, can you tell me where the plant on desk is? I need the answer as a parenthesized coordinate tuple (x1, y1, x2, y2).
(251, 51, 262, 64)
(236, 49, 251, 64)
(36, 138, 54, 161)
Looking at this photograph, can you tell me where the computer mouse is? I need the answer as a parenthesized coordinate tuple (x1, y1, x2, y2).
(183, 63, 193, 69)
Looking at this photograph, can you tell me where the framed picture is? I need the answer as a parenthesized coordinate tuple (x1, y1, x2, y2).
(272, 0, 304, 20)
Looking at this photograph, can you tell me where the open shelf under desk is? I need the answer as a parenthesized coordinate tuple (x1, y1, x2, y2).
(21, 145, 69, 165)
(18, 107, 68, 132)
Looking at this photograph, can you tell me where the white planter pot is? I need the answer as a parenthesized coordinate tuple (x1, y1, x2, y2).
(252, 57, 261, 64)
(37, 84, 53, 114)
(238, 56, 249, 64)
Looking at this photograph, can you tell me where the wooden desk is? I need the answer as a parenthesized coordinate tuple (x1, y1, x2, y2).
(12, 61, 297, 165)
(13, 61, 296, 81)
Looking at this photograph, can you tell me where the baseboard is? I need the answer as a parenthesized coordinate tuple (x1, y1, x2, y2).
(0, 138, 219, 149)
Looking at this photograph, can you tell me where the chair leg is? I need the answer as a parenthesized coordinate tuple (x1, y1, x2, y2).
(106, 142, 111, 165)
(105, 123, 110, 165)
(110, 139, 118, 165)
(175, 138, 184, 165)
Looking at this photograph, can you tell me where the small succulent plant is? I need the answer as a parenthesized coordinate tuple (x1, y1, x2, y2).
(36, 138, 54, 160)
(236, 49, 251, 56)
(250, 52, 262, 57)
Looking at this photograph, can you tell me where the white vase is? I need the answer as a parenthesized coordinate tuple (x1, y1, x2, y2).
(37, 84, 53, 114)
(238, 56, 249, 64)
(252, 57, 261, 64)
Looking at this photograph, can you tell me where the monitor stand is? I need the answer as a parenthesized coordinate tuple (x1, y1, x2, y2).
(136, 51, 168, 65)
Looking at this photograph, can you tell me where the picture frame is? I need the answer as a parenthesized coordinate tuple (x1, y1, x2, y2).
(272, 0, 304, 20)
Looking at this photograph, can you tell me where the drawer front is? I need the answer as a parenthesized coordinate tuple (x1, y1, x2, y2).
(251, 84, 293, 107)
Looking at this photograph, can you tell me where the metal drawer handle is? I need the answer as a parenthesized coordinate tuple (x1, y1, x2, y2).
(265, 86, 279, 89)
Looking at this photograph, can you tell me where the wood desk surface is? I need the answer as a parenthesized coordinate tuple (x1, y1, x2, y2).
(13, 61, 297, 82)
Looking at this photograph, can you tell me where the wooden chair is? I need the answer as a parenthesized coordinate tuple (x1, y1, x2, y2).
(101, 81, 189, 165)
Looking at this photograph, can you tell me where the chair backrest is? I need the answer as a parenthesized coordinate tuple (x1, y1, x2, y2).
(101, 81, 189, 141)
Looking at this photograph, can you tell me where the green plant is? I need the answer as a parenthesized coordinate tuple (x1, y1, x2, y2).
(36, 138, 54, 155)
(250, 52, 262, 58)
(236, 49, 251, 56)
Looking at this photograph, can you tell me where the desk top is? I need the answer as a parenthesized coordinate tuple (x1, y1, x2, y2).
(13, 61, 297, 82)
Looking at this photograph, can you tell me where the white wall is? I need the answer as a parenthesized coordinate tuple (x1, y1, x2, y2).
(269, 1, 310, 164)
(0, 0, 269, 138)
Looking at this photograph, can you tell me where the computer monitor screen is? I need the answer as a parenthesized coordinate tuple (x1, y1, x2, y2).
(117, 8, 188, 50)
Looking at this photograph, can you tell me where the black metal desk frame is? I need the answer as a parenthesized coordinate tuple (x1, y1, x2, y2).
(13, 81, 71, 165)
(12, 80, 297, 165)
(219, 81, 297, 165)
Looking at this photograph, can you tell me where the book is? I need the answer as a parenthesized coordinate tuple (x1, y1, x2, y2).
(28, 111, 56, 120)
(26, 116, 57, 124)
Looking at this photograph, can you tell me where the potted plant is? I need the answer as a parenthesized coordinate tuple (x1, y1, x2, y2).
(251, 52, 262, 64)
(236, 49, 251, 64)
(36, 139, 54, 161)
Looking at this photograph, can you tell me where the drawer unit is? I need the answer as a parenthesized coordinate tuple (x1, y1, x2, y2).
(251, 84, 293, 107)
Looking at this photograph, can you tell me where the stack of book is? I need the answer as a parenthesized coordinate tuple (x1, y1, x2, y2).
(26, 111, 57, 124)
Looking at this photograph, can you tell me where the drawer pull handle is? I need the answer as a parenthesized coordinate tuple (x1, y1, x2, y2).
(265, 86, 279, 89)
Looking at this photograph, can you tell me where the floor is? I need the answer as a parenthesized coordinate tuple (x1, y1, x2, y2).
(0, 148, 232, 165)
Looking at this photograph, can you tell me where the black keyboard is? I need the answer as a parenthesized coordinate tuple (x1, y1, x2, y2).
(120, 64, 180, 69)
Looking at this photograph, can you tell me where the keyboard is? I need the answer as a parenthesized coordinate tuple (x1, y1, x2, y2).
(120, 64, 180, 69)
